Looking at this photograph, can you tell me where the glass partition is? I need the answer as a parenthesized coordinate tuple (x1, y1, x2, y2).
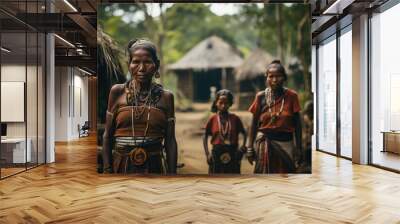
(38, 32, 45, 165)
(0, 0, 46, 179)
(27, 31, 38, 169)
(1, 31, 28, 177)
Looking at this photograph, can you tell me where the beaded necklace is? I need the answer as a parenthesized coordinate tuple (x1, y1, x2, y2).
(128, 80, 153, 144)
(217, 112, 231, 145)
(265, 87, 285, 126)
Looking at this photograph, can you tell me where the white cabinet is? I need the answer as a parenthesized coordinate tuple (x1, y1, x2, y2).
(1, 138, 32, 163)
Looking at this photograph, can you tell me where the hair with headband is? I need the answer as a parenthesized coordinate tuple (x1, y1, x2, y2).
(266, 59, 287, 81)
(211, 89, 234, 113)
(127, 38, 160, 70)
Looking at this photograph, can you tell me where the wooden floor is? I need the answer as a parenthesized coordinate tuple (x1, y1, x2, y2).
(1, 163, 45, 178)
(0, 167, 26, 178)
(372, 151, 400, 171)
(1, 136, 400, 223)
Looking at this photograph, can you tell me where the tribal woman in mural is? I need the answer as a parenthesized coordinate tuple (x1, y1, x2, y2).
(102, 39, 177, 174)
(203, 89, 247, 174)
(246, 60, 302, 173)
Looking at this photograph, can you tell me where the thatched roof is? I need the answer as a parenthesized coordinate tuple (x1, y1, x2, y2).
(97, 27, 125, 80)
(235, 48, 274, 81)
(168, 35, 243, 70)
(97, 27, 126, 123)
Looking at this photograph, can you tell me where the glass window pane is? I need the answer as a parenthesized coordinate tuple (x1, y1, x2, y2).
(339, 28, 352, 158)
(371, 3, 400, 171)
(317, 36, 337, 154)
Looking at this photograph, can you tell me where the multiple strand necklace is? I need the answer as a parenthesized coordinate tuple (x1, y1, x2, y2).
(265, 87, 285, 126)
(131, 80, 152, 119)
(129, 80, 153, 143)
(217, 112, 231, 145)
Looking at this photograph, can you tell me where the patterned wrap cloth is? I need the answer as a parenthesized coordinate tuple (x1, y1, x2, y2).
(248, 88, 302, 174)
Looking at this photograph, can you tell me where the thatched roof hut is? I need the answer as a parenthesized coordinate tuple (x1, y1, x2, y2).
(97, 27, 126, 81)
(97, 27, 126, 123)
(169, 35, 243, 71)
(234, 48, 274, 110)
(235, 48, 274, 81)
(169, 36, 243, 102)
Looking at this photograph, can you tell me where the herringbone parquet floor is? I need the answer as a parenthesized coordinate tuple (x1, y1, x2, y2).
(1, 135, 400, 223)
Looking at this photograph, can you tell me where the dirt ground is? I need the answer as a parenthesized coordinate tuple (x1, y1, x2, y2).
(175, 103, 255, 174)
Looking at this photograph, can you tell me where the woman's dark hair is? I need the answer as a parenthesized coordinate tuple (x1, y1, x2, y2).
(211, 89, 234, 113)
(127, 38, 160, 69)
(266, 59, 287, 81)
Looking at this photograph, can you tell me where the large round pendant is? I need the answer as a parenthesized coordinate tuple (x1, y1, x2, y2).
(129, 147, 147, 166)
(220, 152, 231, 164)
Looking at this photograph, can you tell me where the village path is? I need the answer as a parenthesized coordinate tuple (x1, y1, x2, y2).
(175, 103, 255, 174)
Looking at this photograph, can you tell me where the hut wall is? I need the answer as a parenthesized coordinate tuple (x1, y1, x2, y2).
(176, 68, 238, 103)
(193, 69, 221, 102)
(237, 77, 266, 110)
(177, 71, 193, 101)
(226, 68, 236, 94)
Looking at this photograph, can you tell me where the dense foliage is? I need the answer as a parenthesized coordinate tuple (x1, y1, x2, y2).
(98, 3, 311, 107)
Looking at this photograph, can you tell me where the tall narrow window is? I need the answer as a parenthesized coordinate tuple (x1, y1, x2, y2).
(371, 3, 400, 171)
(317, 35, 337, 154)
(339, 27, 352, 158)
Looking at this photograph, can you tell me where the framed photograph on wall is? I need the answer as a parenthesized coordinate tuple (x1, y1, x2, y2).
(97, 3, 312, 175)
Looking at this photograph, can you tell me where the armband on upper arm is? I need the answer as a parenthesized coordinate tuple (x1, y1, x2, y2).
(106, 110, 115, 126)
(167, 117, 176, 123)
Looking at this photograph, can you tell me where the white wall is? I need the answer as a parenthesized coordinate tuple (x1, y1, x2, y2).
(1, 65, 26, 139)
(1, 64, 46, 163)
(72, 72, 89, 138)
(54, 66, 89, 141)
(55, 66, 69, 141)
(1, 65, 41, 137)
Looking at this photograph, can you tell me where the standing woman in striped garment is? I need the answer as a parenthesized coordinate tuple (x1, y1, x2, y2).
(102, 39, 177, 174)
(246, 60, 303, 173)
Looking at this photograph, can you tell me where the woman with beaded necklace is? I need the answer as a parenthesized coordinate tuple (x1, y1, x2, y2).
(102, 39, 177, 174)
(246, 60, 302, 173)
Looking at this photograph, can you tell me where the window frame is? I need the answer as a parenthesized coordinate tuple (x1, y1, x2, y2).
(315, 19, 353, 160)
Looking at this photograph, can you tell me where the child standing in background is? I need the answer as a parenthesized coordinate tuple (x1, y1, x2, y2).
(203, 89, 247, 174)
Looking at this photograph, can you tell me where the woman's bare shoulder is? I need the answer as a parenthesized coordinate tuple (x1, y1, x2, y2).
(107, 84, 125, 110)
(161, 88, 174, 101)
(110, 83, 125, 95)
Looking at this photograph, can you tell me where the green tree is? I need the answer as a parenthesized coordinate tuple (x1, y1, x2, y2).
(98, 3, 311, 99)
